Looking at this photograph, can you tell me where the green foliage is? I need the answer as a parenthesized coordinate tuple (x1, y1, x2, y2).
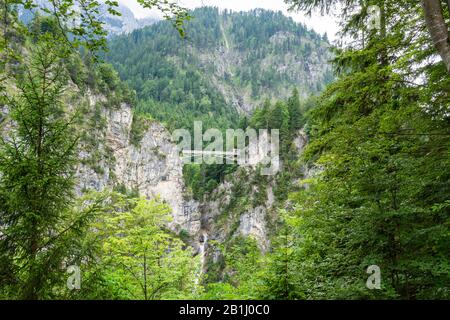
(203, 237, 267, 300)
(200, 282, 239, 300)
(97, 63, 120, 92)
(275, 0, 450, 299)
(184, 164, 237, 200)
(287, 88, 304, 131)
(3, 0, 449, 301)
(0, 32, 81, 299)
(130, 113, 152, 147)
(204, 0, 450, 301)
(106, 7, 332, 132)
(249, 90, 307, 162)
(80, 194, 202, 300)
(4, 0, 189, 60)
(261, 222, 303, 300)
(0, 2, 195, 301)
(222, 237, 267, 299)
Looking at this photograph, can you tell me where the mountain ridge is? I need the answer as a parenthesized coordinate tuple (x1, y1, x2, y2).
(18, 1, 159, 35)
(106, 7, 333, 130)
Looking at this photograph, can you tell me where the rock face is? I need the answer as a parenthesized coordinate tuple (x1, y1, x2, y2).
(193, 130, 309, 263)
(76, 101, 201, 235)
(107, 8, 334, 117)
(1, 93, 202, 238)
(193, 25, 332, 115)
(2, 94, 309, 257)
(238, 206, 269, 250)
(2, 90, 310, 279)
(18, 1, 158, 36)
(76, 101, 310, 256)
(75, 100, 281, 262)
(99, 4, 159, 36)
(198, 174, 276, 253)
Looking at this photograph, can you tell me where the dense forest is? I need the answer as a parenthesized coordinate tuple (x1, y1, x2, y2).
(105, 7, 329, 199)
(0, 0, 449, 301)
(106, 7, 332, 132)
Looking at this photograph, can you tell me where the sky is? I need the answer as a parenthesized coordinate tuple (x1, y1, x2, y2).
(118, 0, 340, 41)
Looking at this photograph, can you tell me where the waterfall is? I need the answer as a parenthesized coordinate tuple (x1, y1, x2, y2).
(194, 230, 208, 287)
(199, 231, 208, 272)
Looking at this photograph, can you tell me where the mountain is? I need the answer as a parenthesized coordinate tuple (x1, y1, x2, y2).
(98, 3, 159, 36)
(100, 8, 329, 267)
(18, 1, 158, 35)
(3, 0, 450, 301)
(106, 7, 333, 130)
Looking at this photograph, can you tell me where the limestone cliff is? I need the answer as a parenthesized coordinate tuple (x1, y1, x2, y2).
(76, 97, 201, 236)
(2, 92, 309, 260)
(75, 99, 277, 254)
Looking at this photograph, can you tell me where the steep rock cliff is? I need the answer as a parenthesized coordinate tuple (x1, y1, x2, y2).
(76, 97, 201, 235)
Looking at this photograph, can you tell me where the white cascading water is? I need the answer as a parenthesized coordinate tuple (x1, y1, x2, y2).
(194, 231, 208, 287)
(199, 231, 208, 271)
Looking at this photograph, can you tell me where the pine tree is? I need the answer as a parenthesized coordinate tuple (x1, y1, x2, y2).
(287, 88, 303, 132)
(270, 101, 290, 157)
(284, 0, 450, 299)
(0, 31, 80, 299)
(250, 99, 271, 129)
(262, 222, 300, 300)
(87, 196, 201, 300)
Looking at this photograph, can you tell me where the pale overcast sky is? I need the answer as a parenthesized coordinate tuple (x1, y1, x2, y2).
(118, 0, 340, 41)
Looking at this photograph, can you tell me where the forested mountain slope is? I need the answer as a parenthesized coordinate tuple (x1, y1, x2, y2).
(2, 0, 449, 302)
(106, 7, 333, 131)
(18, 1, 158, 35)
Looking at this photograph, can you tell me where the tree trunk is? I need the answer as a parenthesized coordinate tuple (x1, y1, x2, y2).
(421, 0, 450, 73)
(380, 2, 389, 67)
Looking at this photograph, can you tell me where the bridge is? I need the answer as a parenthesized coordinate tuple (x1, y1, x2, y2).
(182, 149, 242, 162)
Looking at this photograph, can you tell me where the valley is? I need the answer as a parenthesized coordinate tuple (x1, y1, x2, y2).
(1, 0, 449, 301)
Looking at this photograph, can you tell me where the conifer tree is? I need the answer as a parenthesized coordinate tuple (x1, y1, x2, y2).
(282, 0, 450, 299)
(0, 30, 79, 299)
(287, 88, 303, 132)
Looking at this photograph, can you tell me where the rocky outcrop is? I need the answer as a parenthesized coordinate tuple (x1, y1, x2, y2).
(75, 99, 281, 262)
(194, 130, 308, 266)
(238, 206, 269, 251)
(195, 35, 331, 114)
(18, 1, 157, 36)
(77, 103, 304, 254)
(76, 100, 201, 235)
